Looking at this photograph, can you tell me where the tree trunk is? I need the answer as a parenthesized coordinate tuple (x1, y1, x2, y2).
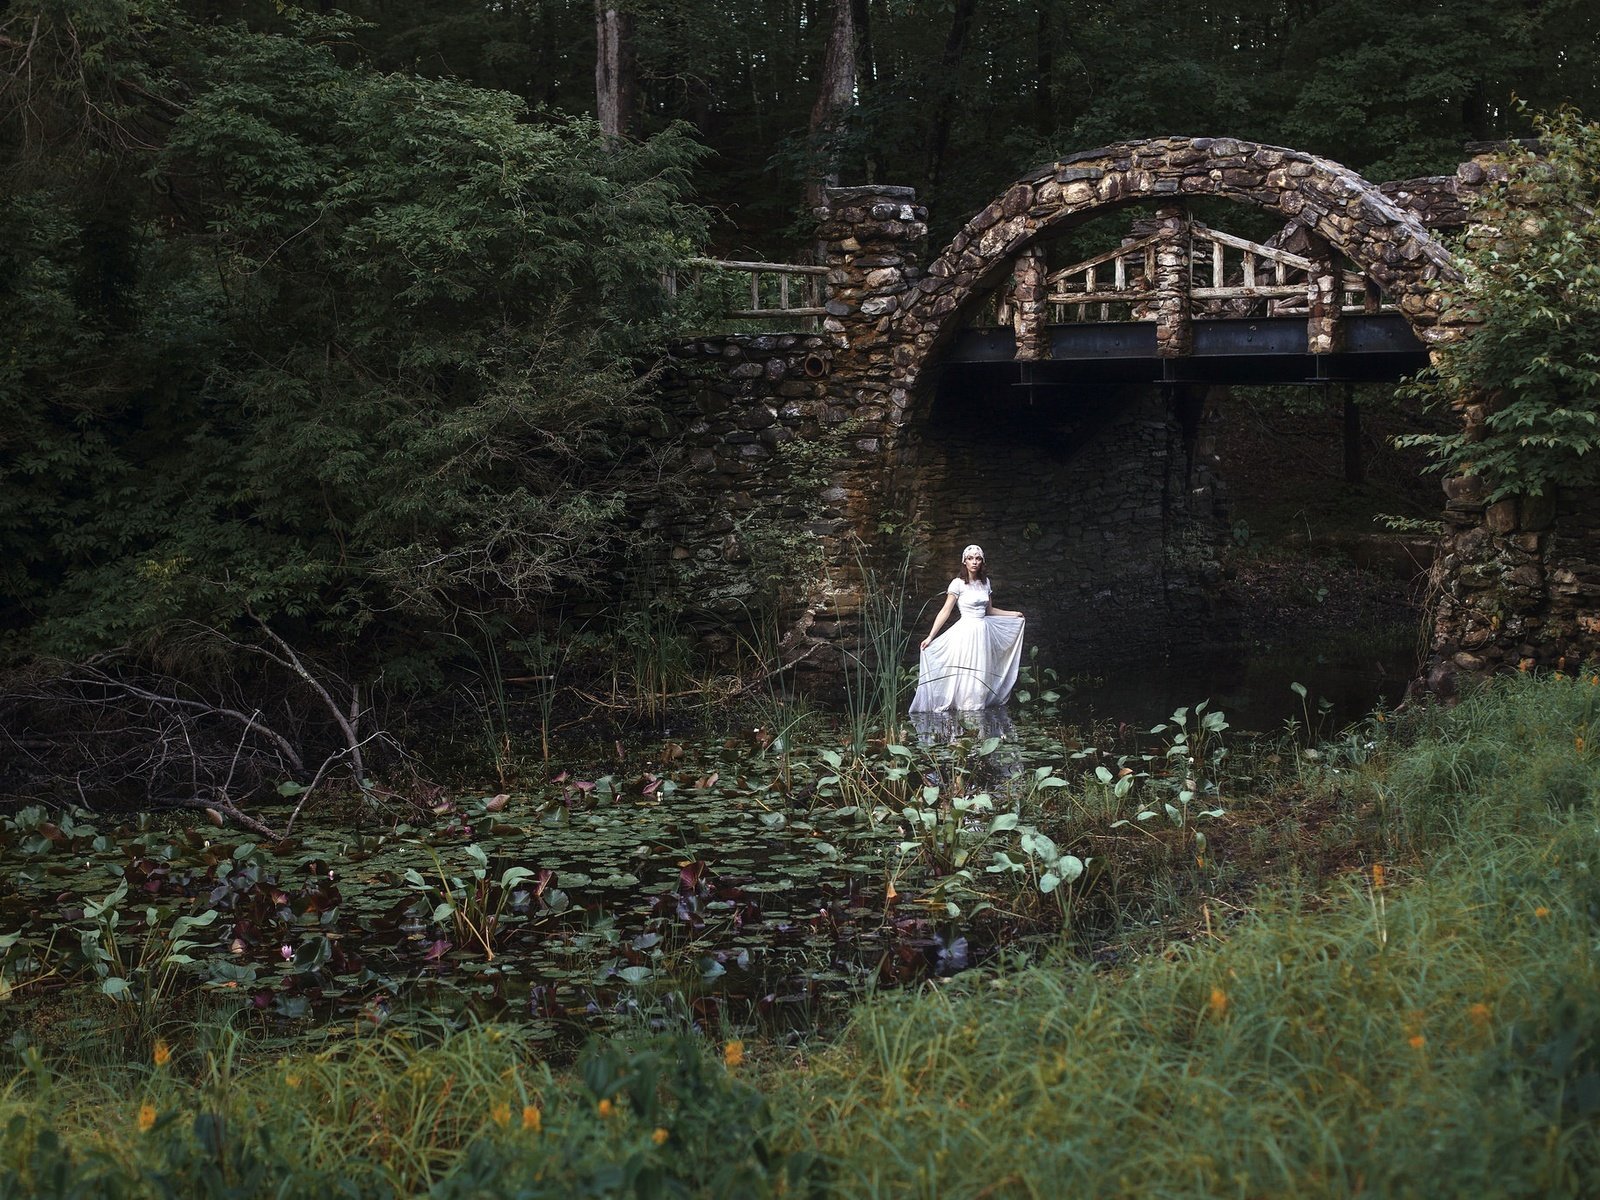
(595, 2, 639, 140)
(852, 0, 875, 89)
(805, 0, 856, 210)
(1343, 386, 1364, 484)
(923, 0, 979, 192)
(1035, 2, 1054, 132)
(852, 0, 879, 181)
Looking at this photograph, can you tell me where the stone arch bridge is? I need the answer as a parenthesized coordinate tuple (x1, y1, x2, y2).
(656, 136, 1598, 692)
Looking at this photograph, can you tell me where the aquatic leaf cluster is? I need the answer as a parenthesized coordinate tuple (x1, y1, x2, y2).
(1, 704, 1238, 1041)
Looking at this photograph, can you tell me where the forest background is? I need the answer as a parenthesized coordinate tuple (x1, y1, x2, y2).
(6, 7, 1600, 1196)
(3, 0, 1600, 814)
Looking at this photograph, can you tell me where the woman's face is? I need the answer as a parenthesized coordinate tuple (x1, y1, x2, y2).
(963, 553, 984, 569)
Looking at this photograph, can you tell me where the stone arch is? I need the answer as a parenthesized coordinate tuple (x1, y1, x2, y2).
(885, 135, 1464, 411)
(807, 138, 1472, 678)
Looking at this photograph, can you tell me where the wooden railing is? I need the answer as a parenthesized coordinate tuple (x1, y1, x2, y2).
(665, 257, 830, 325)
(1010, 222, 1391, 324)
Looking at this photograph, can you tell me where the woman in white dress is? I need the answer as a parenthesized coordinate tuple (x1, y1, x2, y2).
(909, 545, 1026, 713)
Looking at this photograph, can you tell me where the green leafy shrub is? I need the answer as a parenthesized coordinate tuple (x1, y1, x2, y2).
(1398, 107, 1600, 501)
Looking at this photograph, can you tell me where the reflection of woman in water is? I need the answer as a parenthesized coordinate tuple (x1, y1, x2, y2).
(909, 545, 1026, 713)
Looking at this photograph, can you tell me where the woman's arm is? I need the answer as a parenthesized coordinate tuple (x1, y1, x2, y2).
(986, 600, 1024, 618)
(921, 594, 958, 649)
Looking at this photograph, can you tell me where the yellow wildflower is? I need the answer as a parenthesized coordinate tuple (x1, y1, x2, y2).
(522, 1105, 542, 1132)
(1372, 863, 1386, 890)
(597, 1098, 616, 1119)
(723, 1040, 745, 1068)
(1408, 1034, 1426, 1049)
(1467, 1003, 1492, 1028)
(137, 1103, 157, 1133)
(1208, 987, 1228, 1018)
(152, 1039, 171, 1068)
(652, 1127, 670, 1146)
(1577, 736, 1586, 753)
(490, 1101, 511, 1128)
(285, 1072, 302, 1088)
(1535, 906, 1551, 919)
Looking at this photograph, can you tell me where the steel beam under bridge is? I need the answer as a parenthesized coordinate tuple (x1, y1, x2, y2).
(941, 314, 1429, 387)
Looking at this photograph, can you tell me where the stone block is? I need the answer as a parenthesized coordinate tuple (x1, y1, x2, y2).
(1001, 184, 1034, 217)
(1521, 492, 1557, 530)
(1484, 499, 1518, 533)
(1064, 181, 1096, 206)
(1443, 474, 1488, 506)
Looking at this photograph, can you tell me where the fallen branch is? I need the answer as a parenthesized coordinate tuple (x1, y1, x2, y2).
(155, 795, 282, 841)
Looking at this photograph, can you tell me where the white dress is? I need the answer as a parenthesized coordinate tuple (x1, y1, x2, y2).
(909, 578, 1026, 712)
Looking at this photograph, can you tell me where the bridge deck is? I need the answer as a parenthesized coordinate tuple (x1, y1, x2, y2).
(942, 314, 1428, 385)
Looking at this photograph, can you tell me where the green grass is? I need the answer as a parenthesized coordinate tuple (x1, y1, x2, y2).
(3, 674, 1598, 1197)
(766, 672, 1600, 1196)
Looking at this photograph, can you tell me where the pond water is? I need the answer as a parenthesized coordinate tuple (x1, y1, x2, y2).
(0, 621, 1415, 1049)
(1037, 622, 1419, 736)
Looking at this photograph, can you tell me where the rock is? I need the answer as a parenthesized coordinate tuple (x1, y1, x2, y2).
(1485, 499, 1518, 533)
(1443, 474, 1488, 505)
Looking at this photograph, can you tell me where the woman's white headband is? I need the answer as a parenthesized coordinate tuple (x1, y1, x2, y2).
(962, 545, 984, 558)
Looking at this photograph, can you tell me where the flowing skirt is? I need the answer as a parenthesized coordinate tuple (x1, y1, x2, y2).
(909, 614, 1025, 712)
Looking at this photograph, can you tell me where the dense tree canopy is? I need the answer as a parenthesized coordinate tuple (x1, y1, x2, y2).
(1, 5, 706, 673)
(318, 0, 1600, 241)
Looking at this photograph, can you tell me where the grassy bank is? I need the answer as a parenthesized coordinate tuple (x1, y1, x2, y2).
(3, 674, 1597, 1197)
(770, 681, 1600, 1195)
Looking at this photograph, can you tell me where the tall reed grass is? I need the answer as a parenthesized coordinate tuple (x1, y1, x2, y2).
(839, 541, 917, 749)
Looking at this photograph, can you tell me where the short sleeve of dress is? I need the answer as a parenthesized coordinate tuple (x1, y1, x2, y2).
(946, 578, 963, 596)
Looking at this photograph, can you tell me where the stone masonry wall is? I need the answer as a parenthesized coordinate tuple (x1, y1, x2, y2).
(648, 333, 834, 653)
(651, 188, 936, 676)
(1426, 482, 1600, 688)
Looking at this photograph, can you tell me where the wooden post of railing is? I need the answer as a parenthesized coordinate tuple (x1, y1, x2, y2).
(1152, 203, 1192, 357)
(1304, 230, 1344, 355)
(1013, 246, 1049, 361)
